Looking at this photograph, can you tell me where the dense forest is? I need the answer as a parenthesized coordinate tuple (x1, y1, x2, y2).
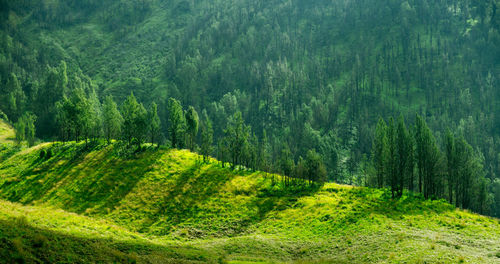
(0, 0, 499, 217)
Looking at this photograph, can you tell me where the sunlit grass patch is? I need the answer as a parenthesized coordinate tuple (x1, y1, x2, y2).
(0, 137, 499, 263)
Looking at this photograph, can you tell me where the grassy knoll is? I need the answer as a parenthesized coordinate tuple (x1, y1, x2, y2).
(0, 123, 499, 263)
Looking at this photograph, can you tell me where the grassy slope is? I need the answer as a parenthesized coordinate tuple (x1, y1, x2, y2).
(0, 122, 499, 263)
(0, 119, 14, 144)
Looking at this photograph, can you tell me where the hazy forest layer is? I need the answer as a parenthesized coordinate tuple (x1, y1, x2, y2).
(1, 122, 500, 263)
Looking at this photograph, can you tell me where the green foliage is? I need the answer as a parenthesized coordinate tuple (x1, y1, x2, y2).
(147, 102, 161, 147)
(0, 73, 25, 122)
(0, 0, 499, 219)
(200, 110, 213, 163)
(102, 95, 123, 144)
(185, 106, 199, 150)
(14, 112, 36, 146)
(121, 92, 147, 147)
(224, 111, 250, 170)
(305, 149, 327, 184)
(372, 118, 388, 189)
(0, 140, 499, 263)
(167, 98, 186, 149)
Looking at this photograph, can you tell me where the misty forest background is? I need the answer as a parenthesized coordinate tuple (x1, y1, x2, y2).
(0, 0, 499, 217)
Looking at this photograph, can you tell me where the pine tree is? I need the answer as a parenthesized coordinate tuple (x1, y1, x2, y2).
(122, 92, 147, 148)
(305, 149, 327, 184)
(13, 112, 36, 146)
(88, 88, 102, 142)
(73, 88, 92, 145)
(279, 143, 294, 186)
(102, 95, 123, 144)
(200, 110, 213, 163)
(1, 73, 25, 121)
(415, 114, 442, 199)
(445, 130, 456, 204)
(185, 106, 199, 150)
(224, 111, 250, 170)
(14, 117, 25, 144)
(148, 102, 161, 147)
(395, 116, 411, 197)
(25, 113, 36, 147)
(167, 98, 186, 148)
(387, 117, 397, 198)
(372, 117, 388, 188)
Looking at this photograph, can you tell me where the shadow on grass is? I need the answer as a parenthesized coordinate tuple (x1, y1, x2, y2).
(322, 186, 455, 229)
(0, 217, 219, 263)
(2, 142, 164, 215)
(0, 144, 22, 164)
(157, 165, 324, 237)
(158, 162, 234, 228)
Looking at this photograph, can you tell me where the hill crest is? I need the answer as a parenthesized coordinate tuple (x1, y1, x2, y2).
(0, 139, 499, 262)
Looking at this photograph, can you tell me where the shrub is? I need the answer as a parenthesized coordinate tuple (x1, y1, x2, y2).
(32, 234, 48, 248)
(14, 216, 28, 227)
(10, 237, 26, 262)
(45, 150, 53, 159)
(39, 150, 45, 159)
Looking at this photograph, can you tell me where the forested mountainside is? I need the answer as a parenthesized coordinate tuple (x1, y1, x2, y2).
(0, 0, 499, 216)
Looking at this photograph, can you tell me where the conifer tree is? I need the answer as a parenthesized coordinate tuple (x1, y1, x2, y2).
(167, 98, 186, 148)
(305, 149, 327, 184)
(148, 102, 161, 147)
(395, 116, 411, 197)
(224, 111, 250, 170)
(88, 88, 102, 142)
(200, 110, 213, 163)
(373, 117, 388, 188)
(102, 95, 123, 144)
(445, 130, 456, 203)
(122, 92, 147, 148)
(185, 106, 199, 150)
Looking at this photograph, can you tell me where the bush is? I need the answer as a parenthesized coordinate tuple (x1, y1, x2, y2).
(39, 150, 45, 159)
(32, 234, 48, 248)
(45, 150, 53, 159)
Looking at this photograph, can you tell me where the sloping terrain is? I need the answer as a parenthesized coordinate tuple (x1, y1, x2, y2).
(0, 123, 499, 263)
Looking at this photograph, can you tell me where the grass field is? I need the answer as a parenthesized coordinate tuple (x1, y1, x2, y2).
(1, 119, 500, 263)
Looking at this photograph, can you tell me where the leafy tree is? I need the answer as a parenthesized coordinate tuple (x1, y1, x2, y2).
(279, 143, 294, 186)
(395, 116, 412, 198)
(37, 61, 68, 138)
(372, 117, 388, 188)
(14, 117, 25, 144)
(386, 117, 401, 198)
(102, 95, 123, 144)
(415, 115, 442, 199)
(1, 73, 25, 121)
(305, 149, 327, 184)
(200, 110, 213, 163)
(148, 102, 161, 147)
(14, 112, 36, 146)
(491, 179, 500, 217)
(88, 88, 102, 142)
(445, 130, 456, 203)
(224, 111, 250, 170)
(121, 92, 147, 148)
(55, 96, 73, 142)
(167, 97, 186, 148)
(73, 88, 92, 144)
(24, 112, 36, 147)
(185, 106, 199, 150)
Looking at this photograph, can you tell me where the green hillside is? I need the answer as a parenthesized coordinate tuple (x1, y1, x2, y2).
(1, 123, 499, 263)
(1, 2, 499, 216)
